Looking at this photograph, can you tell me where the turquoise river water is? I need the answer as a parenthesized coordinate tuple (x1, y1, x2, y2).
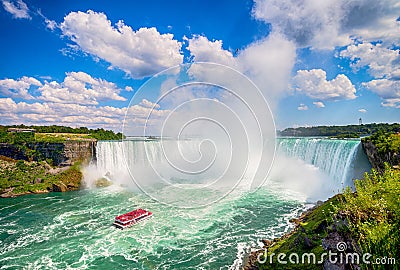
(0, 138, 371, 269)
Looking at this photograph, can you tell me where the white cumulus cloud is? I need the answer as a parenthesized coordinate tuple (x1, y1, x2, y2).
(297, 104, 308, 111)
(252, 0, 400, 49)
(0, 72, 128, 106)
(340, 43, 400, 79)
(293, 69, 356, 101)
(313, 101, 325, 108)
(187, 35, 236, 67)
(186, 33, 296, 104)
(362, 79, 400, 108)
(139, 99, 160, 109)
(0, 98, 126, 129)
(60, 10, 183, 78)
(0, 76, 41, 99)
(0, 97, 171, 131)
(340, 42, 400, 108)
(2, 0, 30, 19)
(38, 71, 127, 105)
(358, 109, 367, 113)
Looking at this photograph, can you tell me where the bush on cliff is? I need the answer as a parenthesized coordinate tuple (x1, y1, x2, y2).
(340, 164, 400, 268)
(362, 131, 400, 167)
(52, 162, 82, 190)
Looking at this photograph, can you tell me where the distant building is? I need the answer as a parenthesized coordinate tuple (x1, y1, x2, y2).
(7, 128, 36, 133)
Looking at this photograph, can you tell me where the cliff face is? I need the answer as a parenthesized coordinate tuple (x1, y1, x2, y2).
(33, 141, 96, 166)
(65, 141, 97, 163)
(361, 139, 399, 171)
(361, 140, 384, 171)
(0, 143, 27, 160)
(0, 141, 96, 166)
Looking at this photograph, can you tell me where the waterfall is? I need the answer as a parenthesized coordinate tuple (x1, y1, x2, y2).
(96, 140, 203, 171)
(93, 138, 371, 200)
(277, 138, 371, 187)
(95, 140, 209, 186)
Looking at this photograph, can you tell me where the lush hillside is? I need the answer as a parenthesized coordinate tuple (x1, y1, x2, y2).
(0, 158, 82, 197)
(362, 131, 400, 171)
(279, 123, 400, 137)
(340, 165, 400, 268)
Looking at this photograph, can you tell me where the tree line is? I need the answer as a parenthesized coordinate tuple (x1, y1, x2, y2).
(0, 125, 123, 143)
(279, 123, 400, 137)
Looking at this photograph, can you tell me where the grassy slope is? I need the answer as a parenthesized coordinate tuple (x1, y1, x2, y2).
(341, 165, 400, 266)
(256, 196, 341, 269)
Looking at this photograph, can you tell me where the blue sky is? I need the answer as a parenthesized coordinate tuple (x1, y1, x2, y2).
(0, 0, 399, 132)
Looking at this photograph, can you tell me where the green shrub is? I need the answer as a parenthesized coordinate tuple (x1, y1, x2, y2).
(340, 164, 400, 268)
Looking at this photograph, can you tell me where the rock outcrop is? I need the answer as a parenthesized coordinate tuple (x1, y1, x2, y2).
(361, 139, 399, 171)
(361, 140, 385, 171)
(0, 143, 26, 160)
(0, 141, 96, 166)
(52, 182, 68, 192)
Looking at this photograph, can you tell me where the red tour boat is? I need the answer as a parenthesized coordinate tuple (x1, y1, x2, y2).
(113, 209, 153, 229)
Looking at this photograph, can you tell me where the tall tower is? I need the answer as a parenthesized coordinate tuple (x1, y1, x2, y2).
(359, 117, 362, 125)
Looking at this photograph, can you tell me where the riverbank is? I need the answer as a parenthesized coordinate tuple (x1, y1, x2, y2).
(243, 195, 344, 269)
(244, 165, 399, 269)
(0, 156, 82, 198)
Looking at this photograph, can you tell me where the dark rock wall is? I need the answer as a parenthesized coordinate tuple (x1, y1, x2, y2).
(361, 140, 384, 171)
(0, 143, 27, 160)
(63, 141, 96, 165)
(0, 141, 96, 166)
(361, 139, 399, 171)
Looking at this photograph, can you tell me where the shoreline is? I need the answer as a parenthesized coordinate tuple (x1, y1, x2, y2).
(242, 194, 354, 269)
(0, 188, 50, 198)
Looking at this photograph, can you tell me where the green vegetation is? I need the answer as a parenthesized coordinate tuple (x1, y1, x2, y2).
(0, 125, 121, 164)
(0, 157, 82, 196)
(362, 131, 400, 167)
(0, 125, 123, 142)
(279, 123, 400, 137)
(340, 165, 400, 269)
(255, 130, 399, 269)
(257, 196, 342, 269)
(52, 162, 82, 190)
(34, 133, 94, 143)
(332, 132, 360, 139)
(253, 165, 399, 269)
(0, 130, 34, 144)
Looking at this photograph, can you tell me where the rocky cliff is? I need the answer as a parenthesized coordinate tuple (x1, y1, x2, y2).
(0, 143, 27, 160)
(361, 138, 399, 172)
(32, 141, 96, 166)
(0, 141, 96, 166)
(361, 139, 385, 171)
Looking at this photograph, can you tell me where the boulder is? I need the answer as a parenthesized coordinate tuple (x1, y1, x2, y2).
(52, 182, 68, 192)
(95, 177, 112, 187)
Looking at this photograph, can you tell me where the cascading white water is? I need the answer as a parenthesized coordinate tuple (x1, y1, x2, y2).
(277, 138, 371, 188)
(97, 139, 206, 172)
(95, 139, 221, 189)
(92, 137, 371, 202)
